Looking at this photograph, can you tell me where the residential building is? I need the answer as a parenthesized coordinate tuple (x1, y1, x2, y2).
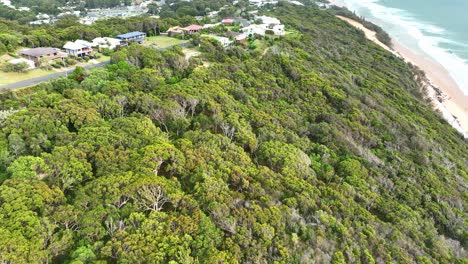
(225, 31, 242, 38)
(207, 11, 219, 18)
(116, 31, 147, 44)
(256, 15, 281, 26)
(233, 17, 251, 27)
(222, 18, 234, 25)
(203, 35, 233, 48)
(167, 26, 185, 36)
(235, 33, 248, 44)
(249, 0, 278, 7)
(242, 24, 267, 36)
(92, 37, 121, 50)
(183, 25, 203, 34)
(63, 40, 93, 57)
(270, 24, 285, 36)
(19, 47, 67, 66)
(289, 0, 304, 6)
(249, 0, 263, 6)
(203, 23, 221, 29)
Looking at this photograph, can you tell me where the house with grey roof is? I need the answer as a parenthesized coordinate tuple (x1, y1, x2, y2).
(19, 47, 67, 66)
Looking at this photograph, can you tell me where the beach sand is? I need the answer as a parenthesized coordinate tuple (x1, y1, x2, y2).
(335, 15, 468, 137)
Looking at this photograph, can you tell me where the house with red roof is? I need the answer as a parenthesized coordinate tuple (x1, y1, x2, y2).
(183, 25, 203, 34)
(222, 18, 234, 25)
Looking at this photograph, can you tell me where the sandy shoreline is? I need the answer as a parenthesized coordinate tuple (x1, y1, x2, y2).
(333, 13, 468, 138)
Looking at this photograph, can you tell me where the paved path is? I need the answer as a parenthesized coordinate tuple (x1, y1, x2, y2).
(0, 61, 110, 92)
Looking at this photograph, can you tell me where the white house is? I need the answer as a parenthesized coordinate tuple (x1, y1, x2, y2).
(203, 23, 221, 29)
(289, 0, 304, 6)
(63, 40, 93, 57)
(271, 24, 285, 36)
(249, 0, 278, 7)
(235, 33, 248, 43)
(256, 15, 281, 26)
(92, 37, 121, 50)
(36, 13, 50, 20)
(242, 24, 267, 36)
(203, 35, 233, 48)
(207, 11, 219, 18)
(8, 58, 35, 69)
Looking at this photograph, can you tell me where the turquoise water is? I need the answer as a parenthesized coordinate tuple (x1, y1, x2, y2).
(333, 0, 468, 95)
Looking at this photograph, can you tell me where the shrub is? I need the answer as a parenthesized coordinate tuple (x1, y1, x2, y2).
(2, 62, 29, 73)
(51, 63, 62, 69)
(102, 48, 112, 56)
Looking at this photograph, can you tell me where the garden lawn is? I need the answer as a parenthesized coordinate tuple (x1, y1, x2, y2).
(0, 68, 55, 85)
(144, 36, 189, 49)
(95, 55, 111, 63)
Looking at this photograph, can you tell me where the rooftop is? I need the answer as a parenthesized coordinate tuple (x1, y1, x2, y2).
(116, 31, 146, 39)
(184, 25, 203, 31)
(226, 31, 242, 37)
(19, 47, 62, 57)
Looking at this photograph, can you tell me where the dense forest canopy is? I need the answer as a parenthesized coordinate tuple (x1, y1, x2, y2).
(0, 2, 467, 263)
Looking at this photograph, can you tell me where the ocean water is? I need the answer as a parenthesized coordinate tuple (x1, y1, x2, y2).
(332, 0, 468, 95)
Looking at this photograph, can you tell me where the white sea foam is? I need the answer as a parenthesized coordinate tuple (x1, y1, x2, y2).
(336, 0, 468, 96)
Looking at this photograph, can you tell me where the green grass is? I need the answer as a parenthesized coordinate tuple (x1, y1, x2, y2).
(94, 55, 111, 63)
(253, 40, 267, 51)
(0, 68, 55, 85)
(284, 30, 301, 38)
(144, 36, 189, 49)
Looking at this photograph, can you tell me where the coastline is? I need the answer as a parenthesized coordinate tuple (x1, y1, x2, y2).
(331, 5, 468, 138)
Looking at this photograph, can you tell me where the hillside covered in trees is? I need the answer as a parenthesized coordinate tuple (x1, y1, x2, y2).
(0, 3, 467, 263)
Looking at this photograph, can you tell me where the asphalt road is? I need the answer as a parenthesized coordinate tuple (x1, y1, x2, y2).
(0, 61, 110, 92)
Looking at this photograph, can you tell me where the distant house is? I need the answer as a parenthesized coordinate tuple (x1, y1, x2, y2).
(222, 18, 234, 25)
(116, 31, 147, 44)
(167, 26, 185, 36)
(19, 47, 67, 66)
(235, 33, 248, 44)
(225, 31, 247, 43)
(203, 35, 233, 48)
(241, 24, 267, 36)
(225, 31, 242, 38)
(8, 58, 35, 69)
(233, 17, 251, 27)
(207, 11, 219, 18)
(203, 23, 221, 29)
(289, 0, 304, 6)
(270, 24, 285, 36)
(63, 40, 93, 57)
(256, 15, 281, 26)
(183, 25, 203, 34)
(249, 0, 263, 6)
(249, 0, 278, 7)
(92, 37, 122, 50)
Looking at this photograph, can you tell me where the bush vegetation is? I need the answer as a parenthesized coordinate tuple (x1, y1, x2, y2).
(0, 3, 466, 263)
